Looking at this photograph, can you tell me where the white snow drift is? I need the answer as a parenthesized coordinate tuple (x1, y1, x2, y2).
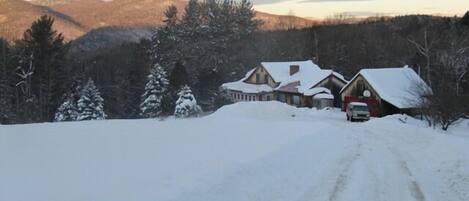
(1, 102, 468, 201)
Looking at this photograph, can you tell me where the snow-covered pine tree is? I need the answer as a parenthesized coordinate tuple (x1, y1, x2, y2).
(54, 94, 78, 122)
(77, 78, 106, 121)
(140, 63, 169, 118)
(174, 85, 202, 118)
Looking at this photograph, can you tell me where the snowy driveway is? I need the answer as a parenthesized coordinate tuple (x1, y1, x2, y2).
(1, 102, 468, 201)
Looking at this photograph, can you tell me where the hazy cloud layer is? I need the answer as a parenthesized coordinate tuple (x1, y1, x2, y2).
(254, 0, 373, 5)
(300, 0, 372, 2)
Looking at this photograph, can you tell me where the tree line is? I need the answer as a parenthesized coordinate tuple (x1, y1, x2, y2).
(1, 1, 468, 129)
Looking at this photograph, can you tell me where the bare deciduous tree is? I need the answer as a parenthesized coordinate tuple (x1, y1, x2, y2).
(408, 29, 435, 87)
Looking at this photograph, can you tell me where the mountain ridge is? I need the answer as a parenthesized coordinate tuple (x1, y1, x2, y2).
(0, 0, 86, 41)
(0, 0, 316, 41)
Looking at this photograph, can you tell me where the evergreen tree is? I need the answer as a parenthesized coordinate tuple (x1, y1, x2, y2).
(163, 5, 179, 27)
(235, 0, 261, 37)
(54, 94, 78, 122)
(140, 63, 169, 118)
(174, 85, 202, 118)
(0, 38, 13, 124)
(17, 15, 67, 122)
(151, 0, 260, 110)
(196, 67, 222, 110)
(182, 0, 202, 31)
(149, 5, 181, 69)
(462, 11, 469, 27)
(77, 79, 106, 121)
(169, 62, 190, 89)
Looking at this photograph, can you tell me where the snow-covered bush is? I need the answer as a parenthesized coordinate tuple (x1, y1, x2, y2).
(140, 63, 169, 118)
(77, 79, 106, 121)
(54, 95, 78, 122)
(174, 85, 202, 118)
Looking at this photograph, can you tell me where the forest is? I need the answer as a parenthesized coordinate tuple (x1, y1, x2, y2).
(0, 0, 468, 128)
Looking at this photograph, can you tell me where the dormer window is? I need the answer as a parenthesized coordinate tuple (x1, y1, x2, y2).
(256, 74, 260, 83)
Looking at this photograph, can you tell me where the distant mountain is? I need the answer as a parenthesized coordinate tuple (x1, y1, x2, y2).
(256, 12, 318, 30)
(0, 0, 315, 42)
(0, 0, 85, 41)
(49, 0, 187, 29)
(68, 26, 154, 59)
(49, 0, 315, 30)
(24, 0, 71, 6)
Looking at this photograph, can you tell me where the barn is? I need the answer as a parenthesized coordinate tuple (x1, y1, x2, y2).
(340, 67, 430, 117)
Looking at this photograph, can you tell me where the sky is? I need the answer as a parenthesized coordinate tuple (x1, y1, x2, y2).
(252, 0, 469, 18)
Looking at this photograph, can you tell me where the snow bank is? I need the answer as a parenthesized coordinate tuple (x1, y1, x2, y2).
(209, 101, 309, 120)
(1, 102, 468, 201)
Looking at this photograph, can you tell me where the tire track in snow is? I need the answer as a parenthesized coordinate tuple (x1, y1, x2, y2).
(170, 125, 356, 201)
(384, 142, 426, 201)
(328, 142, 362, 201)
(293, 119, 364, 201)
(308, 120, 365, 201)
(399, 160, 426, 201)
(361, 126, 426, 201)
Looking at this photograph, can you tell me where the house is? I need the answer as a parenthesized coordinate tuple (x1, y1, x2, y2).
(340, 66, 430, 117)
(221, 60, 347, 108)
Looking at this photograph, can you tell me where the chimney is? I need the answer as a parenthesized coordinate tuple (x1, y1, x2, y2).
(290, 65, 299, 75)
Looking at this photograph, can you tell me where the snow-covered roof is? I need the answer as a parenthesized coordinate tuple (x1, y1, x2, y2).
(349, 102, 368, 106)
(260, 60, 321, 83)
(261, 60, 343, 94)
(222, 60, 347, 96)
(221, 81, 273, 94)
(303, 87, 331, 96)
(313, 93, 334, 100)
(221, 69, 273, 93)
(342, 67, 430, 109)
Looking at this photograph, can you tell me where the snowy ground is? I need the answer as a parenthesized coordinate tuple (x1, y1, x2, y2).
(1, 102, 468, 201)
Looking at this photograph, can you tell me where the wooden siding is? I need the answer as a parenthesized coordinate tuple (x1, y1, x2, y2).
(244, 66, 277, 87)
(340, 74, 381, 103)
(313, 74, 347, 107)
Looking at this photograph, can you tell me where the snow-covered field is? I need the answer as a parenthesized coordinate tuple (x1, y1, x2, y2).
(1, 102, 468, 201)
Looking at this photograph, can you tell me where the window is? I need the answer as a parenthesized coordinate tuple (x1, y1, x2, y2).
(256, 74, 260, 83)
(293, 95, 300, 105)
(277, 93, 286, 102)
(266, 95, 271, 101)
(264, 75, 269, 84)
(248, 96, 252, 101)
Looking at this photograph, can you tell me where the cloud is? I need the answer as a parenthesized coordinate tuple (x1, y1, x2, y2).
(252, 0, 290, 5)
(299, 0, 373, 2)
(253, 0, 373, 6)
(340, 11, 394, 17)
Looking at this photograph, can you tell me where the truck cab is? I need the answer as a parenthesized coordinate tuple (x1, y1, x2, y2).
(346, 102, 370, 122)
